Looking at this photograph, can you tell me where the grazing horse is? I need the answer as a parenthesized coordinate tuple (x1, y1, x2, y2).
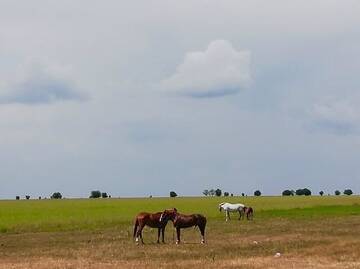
(243, 206, 254, 220)
(219, 202, 245, 221)
(160, 208, 206, 244)
(133, 211, 170, 244)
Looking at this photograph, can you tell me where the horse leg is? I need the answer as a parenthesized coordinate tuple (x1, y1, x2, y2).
(140, 230, 144, 244)
(239, 209, 242, 220)
(227, 211, 231, 221)
(176, 227, 181, 244)
(199, 225, 205, 244)
(137, 224, 145, 244)
(157, 228, 160, 243)
(161, 227, 165, 243)
(135, 223, 144, 244)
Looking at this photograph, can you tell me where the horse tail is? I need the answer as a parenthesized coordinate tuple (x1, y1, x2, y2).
(133, 218, 139, 238)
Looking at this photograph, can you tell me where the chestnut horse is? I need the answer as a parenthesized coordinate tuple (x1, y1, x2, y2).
(133, 211, 170, 244)
(160, 208, 206, 244)
(243, 206, 254, 220)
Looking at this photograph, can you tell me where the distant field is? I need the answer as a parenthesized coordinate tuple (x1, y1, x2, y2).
(0, 196, 359, 268)
(0, 195, 359, 233)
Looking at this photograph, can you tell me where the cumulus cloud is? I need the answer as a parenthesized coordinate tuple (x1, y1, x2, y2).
(160, 40, 251, 98)
(0, 62, 88, 105)
(309, 97, 360, 134)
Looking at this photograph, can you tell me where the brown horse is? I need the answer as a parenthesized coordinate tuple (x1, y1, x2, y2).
(160, 208, 206, 244)
(243, 206, 254, 220)
(133, 211, 170, 244)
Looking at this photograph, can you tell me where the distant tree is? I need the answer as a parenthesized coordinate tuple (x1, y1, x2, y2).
(170, 191, 177, 198)
(101, 192, 108, 198)
(51, 192, 62, 199)
(282, 190, 293, 196)
(90, 190, 101, 198)
(149, 195, 152, 198)
(335, 190, 341, 196)
(241, 193, 245, 197)
(209, 189, 215, 196)
(215, 189, 222, 197)
(203, 189, 209, 196)
(319, 191, 324, 196)
(16, 196, 20, 200)
(224, 192, 229, 197)
(108, 195, 111, 198)
(303, 188, 311, 196)
(25, 195, 30, 200)
(254, 190, 261, 196)
(295, 189, 304, 196)
(344, 189, 353, 195)
(38, 196, 41, 200)
(230, 193, 233, 197)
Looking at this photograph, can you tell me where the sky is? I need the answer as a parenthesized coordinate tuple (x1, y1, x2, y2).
(1, 0, 360, 198)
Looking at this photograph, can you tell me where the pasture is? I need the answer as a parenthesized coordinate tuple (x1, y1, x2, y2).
(0, 196, 359, 268)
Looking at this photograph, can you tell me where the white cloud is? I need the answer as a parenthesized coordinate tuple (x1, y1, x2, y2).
(309, 97, 360, 134)
(0, 61, 88, 105)
(160, 40, 251, 98)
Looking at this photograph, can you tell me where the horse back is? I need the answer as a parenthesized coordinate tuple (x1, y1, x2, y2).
(135, 212, 163, 228)
(174, 213, 206, 228)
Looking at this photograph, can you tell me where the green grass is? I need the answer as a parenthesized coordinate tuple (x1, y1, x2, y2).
(0, 195, 359, 234)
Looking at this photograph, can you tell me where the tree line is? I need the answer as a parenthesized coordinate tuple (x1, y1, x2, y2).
(282, 189, 353, 196)
(12, 188, 354, 200)
(201, 189, 262, 197)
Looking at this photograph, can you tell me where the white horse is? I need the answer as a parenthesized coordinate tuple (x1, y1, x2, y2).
(219, 202, 245, 221)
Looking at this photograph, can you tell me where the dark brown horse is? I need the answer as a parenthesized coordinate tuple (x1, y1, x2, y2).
(243, 206, 254, 220)
(160, 208, 206, 244)
(133, 211, 169, 244)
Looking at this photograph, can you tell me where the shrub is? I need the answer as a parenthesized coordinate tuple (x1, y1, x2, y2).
(254, 190, 261, 196)
(203, 189, 209, 196)
(101, 192, 108, 198)
(295, 188, 311, 196)
(51, 192, 62, 199)
(16, 196, 20, 200)
(335, 190, 341, 196)
(90, 190, 101, 198)
(303, 188, 311, 196)
(224, 192, 229, 197)
(170, 191, 177, 198)
(241, 193, 245, 197)
(25, 195, 30, 200)
(230, 193, 233, 197)
(209, 189, 215, 196)
(295, 189, 304, 195)
(344, 189, 353, 195)
(282, 190, 293, 196)
(319, 191, 324, 196)
(215, 189, 222, 197)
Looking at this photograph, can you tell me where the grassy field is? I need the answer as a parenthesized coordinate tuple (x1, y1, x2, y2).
(0, 196, 359, 268)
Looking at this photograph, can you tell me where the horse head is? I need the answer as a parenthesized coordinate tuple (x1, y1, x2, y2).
(219, 202, 225, 212)
(159, 208, 178, 223)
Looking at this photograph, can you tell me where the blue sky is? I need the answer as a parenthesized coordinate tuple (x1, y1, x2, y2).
(1, 0, 360, 198)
